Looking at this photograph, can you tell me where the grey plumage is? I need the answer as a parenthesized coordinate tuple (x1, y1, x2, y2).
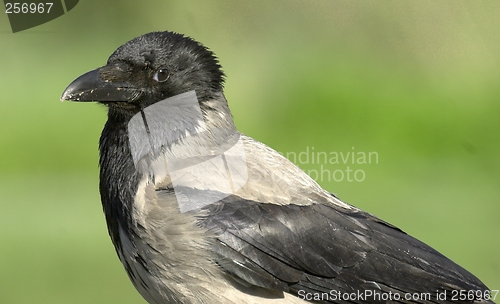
(61, 31, 493, 303)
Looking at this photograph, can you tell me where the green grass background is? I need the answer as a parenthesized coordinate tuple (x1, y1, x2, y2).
(1, 1, 499, 303)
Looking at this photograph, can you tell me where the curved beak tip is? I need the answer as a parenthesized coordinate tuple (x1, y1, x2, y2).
(61, 68, 137, 103)
(60, 90, 74, 102)
(61, 69, 102, 103)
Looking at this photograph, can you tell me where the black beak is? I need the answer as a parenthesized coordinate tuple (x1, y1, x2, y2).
(61, 68, 139, 102)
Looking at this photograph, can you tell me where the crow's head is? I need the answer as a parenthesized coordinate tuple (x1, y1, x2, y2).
(61, 31, 225, 117)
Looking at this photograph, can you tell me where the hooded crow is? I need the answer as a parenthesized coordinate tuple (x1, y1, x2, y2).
(61, 31, 493, 304)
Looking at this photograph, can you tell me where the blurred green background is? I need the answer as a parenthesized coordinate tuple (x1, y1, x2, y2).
(1, 1, 499, 303)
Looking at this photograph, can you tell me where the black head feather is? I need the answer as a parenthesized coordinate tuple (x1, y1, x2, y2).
(93, 31, 226, 118)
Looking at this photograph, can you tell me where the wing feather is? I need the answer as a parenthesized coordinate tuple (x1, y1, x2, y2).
(196, 195, 490, 303)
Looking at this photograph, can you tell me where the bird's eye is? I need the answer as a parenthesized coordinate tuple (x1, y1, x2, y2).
(153, 69, 169, 82)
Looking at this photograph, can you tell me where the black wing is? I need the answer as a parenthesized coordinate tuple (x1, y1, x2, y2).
(196, 194, 490, 303)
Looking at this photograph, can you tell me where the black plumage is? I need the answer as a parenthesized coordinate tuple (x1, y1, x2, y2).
(61, 31, 493, 304)
(200, 197, 486, 301)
